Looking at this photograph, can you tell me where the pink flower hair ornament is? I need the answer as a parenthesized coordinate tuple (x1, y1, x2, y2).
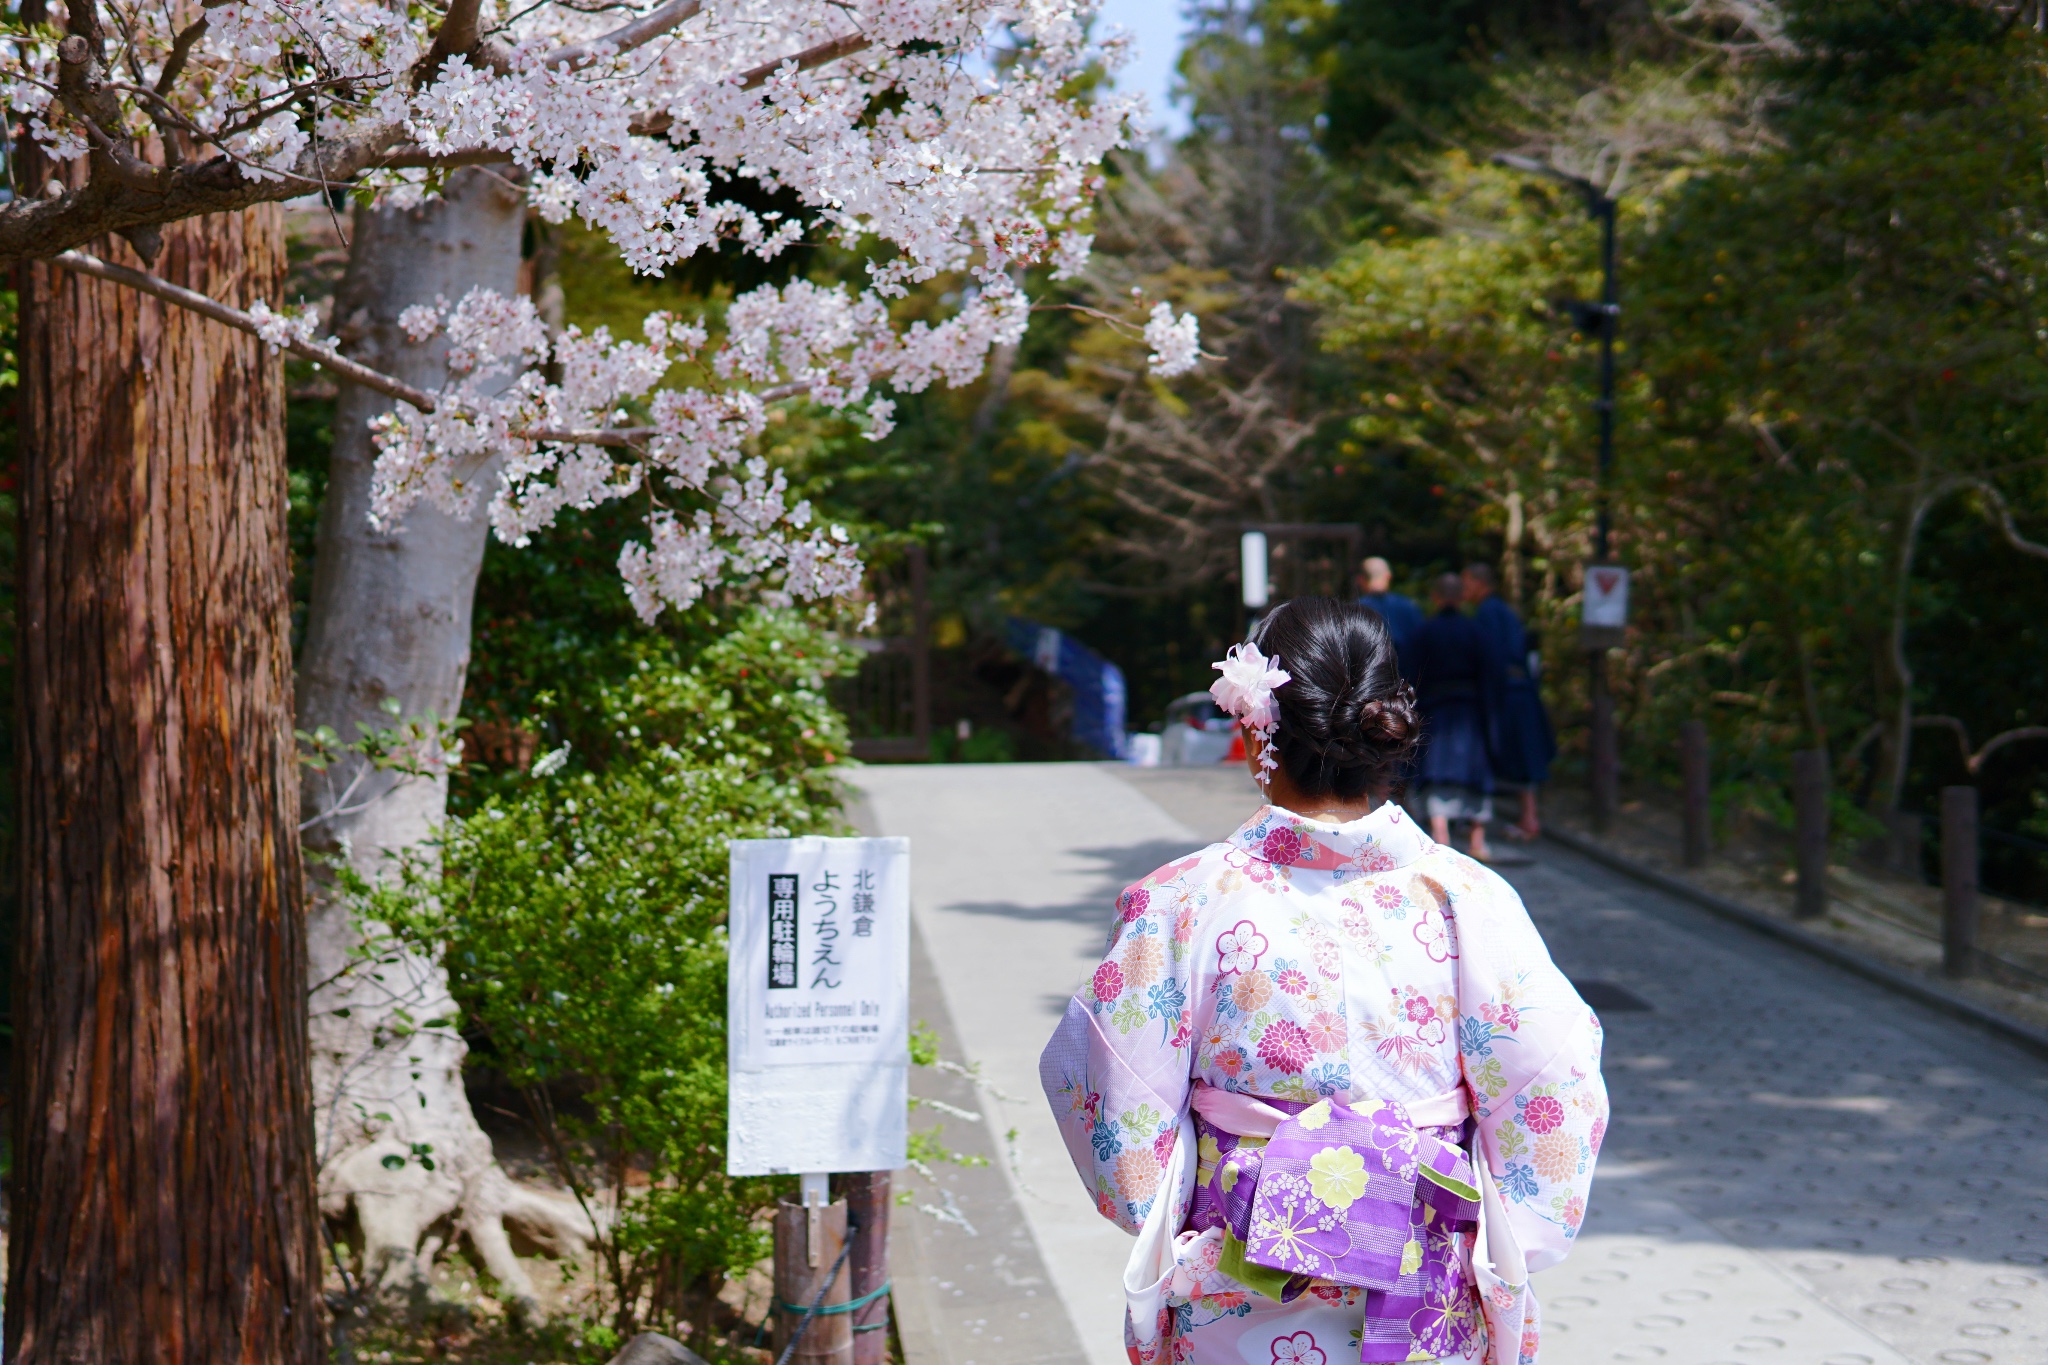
(1210, 642, 1291, 783)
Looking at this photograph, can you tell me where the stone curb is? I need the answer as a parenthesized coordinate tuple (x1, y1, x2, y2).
(1541, 824, 2048, 1064)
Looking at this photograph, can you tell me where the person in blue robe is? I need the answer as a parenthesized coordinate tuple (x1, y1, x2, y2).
(1410, 572, 1492, 859)
(1464, 562, 1558, 840)
(1356, 555, 1423, 679)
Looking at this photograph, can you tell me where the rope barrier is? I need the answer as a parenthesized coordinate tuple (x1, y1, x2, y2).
(775, 1279, 892, 1318)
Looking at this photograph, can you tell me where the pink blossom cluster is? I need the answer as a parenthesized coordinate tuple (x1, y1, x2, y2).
(370, 287, 869, 620)
(246, 301, 331, 354)
(7, 1, 1206, 614)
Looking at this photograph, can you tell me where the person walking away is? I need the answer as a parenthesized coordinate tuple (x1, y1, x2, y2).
(1412, 574, 1495, 860)
(1464, 563, 1557, 841)
(1038, 596, 1607, 1365)
(1357, 556, 1423, 678)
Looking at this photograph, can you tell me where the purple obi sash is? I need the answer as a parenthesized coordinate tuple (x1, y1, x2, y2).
(1185, 1083, 1487, 1363)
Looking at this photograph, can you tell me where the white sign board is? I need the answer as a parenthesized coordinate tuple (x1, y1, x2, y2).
(1582, 563, 1630, 629)
(726, 836, 909, 1176)
(1241, 531, 1271, 609)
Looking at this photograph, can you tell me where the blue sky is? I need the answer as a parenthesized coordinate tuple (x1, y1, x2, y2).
(1098, 0, 1191, 142)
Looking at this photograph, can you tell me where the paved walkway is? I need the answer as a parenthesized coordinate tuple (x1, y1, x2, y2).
(852, 764, 2048, 1365)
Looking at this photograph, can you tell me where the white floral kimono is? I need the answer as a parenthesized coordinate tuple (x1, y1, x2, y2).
(1038, 801, 1607, 1365)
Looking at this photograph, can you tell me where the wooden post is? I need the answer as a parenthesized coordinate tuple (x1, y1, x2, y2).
(774, 1194, 853, 1365)
(1942, 785, 1980, 979)
(1589, 658, 1618, 832)
(909, 544, 931, 757)
(834, 1172, 893, 1365)
(1680, 720, 1710, 869)
(1792, 749, 1829, 920)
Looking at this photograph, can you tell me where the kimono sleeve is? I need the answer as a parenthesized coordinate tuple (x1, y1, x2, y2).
(1038, 868, 1200, 1235)
(1454, 868, 1608, 1274)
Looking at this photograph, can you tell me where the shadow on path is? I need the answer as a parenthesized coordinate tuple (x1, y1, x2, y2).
(941, 837, 1212, 932)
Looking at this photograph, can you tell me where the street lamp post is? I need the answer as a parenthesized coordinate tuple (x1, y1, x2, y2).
(1493, 153, 1623, 828)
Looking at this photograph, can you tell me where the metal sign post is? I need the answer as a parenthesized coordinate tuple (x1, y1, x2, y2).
(1580, 564, 1629, 830)
(730, 836, 910, 1365)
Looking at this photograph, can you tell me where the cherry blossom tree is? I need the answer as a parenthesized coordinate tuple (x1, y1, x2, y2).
(3, 0, 1200, 1347)
(4, 0, 1198, 613)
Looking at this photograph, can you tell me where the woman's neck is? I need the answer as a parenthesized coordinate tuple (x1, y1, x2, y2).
(1242, 730, 1384, 823)
(1264, 773, 1383, 824)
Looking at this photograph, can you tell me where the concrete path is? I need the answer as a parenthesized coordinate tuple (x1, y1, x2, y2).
(853, 763, 2048, 1365)
(854, 763, 1220, 1365)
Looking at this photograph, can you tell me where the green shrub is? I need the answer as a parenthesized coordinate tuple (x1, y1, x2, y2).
(366, 610, 857, 1343)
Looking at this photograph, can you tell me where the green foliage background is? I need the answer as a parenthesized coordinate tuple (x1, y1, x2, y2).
(1277, 0, 2048, 887)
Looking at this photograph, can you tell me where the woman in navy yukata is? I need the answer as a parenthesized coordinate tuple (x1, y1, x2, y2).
(1410, 575, 1496, 861)
(1463, 563, 1557, 842)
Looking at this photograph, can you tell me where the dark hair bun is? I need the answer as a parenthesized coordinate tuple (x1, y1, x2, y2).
(1246, 597, 1419, 801)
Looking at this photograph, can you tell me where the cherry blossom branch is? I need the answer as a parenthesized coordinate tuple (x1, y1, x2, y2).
(736, 29, 870, 88)
(391, 25, 878, 160)
(418, 0, 491, 78)
(539, 0, 703, 72)
(620, 29, 874, 139)
(7, 0, 1150, 622)
(46, 250, 441, 412)
(1034, 301, 1212, 374)
(42, 252, 889, 460)
(0, 125, 405, 269)
(42, 250, 936, 454)
(0, 0, 736, 266)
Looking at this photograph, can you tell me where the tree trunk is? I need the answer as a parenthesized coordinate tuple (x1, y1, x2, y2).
(8, 207, 322, 1363)
(297, 170, 589, 1308)
(1873, 488, 1937, 815)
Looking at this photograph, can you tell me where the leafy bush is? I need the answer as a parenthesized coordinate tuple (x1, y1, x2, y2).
(365, 610, 857, 1342)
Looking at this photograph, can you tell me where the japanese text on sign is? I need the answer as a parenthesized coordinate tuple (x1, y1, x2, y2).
(767, 874, 799, 990)
(727, 835, 910, 1175)
(730, 837, 908, 1070)
(810, 869, 842, 989)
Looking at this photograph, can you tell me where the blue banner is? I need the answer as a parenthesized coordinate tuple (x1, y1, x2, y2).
(1005, 618, 1129, 759)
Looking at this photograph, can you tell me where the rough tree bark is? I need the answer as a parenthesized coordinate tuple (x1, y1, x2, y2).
(7, 206, 323, 1363)
(297, 170, 590, 1308)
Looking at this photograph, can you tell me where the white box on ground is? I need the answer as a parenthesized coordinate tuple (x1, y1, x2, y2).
(727, 836, 910, 1176)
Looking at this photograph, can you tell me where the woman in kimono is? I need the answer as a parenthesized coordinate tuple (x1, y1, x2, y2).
(1039, 598, 1606, 1365)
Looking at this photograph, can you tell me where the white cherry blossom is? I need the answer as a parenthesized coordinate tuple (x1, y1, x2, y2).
(1144, 301, 1203, 378)
(4, 0, 1201, 616)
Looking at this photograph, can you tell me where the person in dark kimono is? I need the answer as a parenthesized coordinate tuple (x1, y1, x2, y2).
(1410, 572, 1492, 859)
(1465, 562, 1558, 841)
(1356, 555, 1423, 678)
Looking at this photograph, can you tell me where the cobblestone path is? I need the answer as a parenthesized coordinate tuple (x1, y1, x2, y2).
(1512, 844, 2048, 1365)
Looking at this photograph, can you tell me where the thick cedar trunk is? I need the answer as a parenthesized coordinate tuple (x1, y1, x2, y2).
(7, 207, 322, 1364)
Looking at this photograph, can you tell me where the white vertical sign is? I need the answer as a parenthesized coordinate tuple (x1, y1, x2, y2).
(727, 836, 909, 1176)
(1241, 530, 1271, 609)
(1582, 563, 1630, 628)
